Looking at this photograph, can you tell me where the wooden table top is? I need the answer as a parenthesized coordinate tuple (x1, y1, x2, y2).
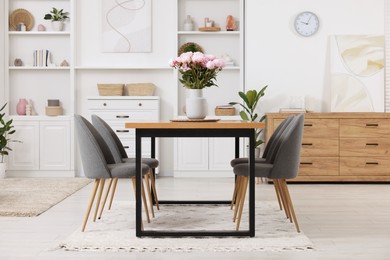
(125, 120, 265, 129)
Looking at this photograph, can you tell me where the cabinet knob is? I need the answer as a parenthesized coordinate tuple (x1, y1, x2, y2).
(138, 103, 142, 106)
(366, 123, 378, 127)
(304, 123, 313, 127)
(116, 115, 129, 118)
(103, 103, 107, 106)
(300, 162, 313, 165)
(366, 143, 379, 146)
(302, 143, 313, 146)
(123, 146, 130, 149)
(366, 162, 379, 165)
(116, 130, 129, 133)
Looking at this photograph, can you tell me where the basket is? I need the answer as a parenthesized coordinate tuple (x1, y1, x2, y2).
(125, 83, 155, 96)
(215, 106, 236, 116)
(45, 106, 63, 116)
(97, 84, 124, 96)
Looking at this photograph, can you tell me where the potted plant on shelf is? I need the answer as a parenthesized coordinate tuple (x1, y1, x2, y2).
(44, 7, 69, 31)
(169, 51, 225, 119)
(0, 103, 17, 178)
(229, 85, 268, 157)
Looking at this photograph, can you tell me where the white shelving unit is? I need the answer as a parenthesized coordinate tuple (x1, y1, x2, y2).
(174, 0, 245, 177)
(4, 0, 75, 177)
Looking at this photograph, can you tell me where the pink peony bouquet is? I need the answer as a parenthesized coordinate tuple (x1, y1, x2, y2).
(169, 52, 225, 89)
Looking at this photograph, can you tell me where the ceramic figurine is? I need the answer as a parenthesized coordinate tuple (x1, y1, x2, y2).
(226, 15, 236, 31)
(60, 60, 69, 67)
(14, 58, 23, 66)
(38, 24, 46, 31)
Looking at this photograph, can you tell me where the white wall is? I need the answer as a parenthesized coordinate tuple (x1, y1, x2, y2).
(0, 1, 5, 105)
(245, 0, 384, 113)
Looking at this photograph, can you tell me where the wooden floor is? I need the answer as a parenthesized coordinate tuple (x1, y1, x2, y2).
(0, 177, 389, 259)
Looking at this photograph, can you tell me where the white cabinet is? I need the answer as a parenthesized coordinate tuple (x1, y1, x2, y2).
(87, 96, 160, 165)
(7, 118, 72, 176)
(174, 0, 244, 177)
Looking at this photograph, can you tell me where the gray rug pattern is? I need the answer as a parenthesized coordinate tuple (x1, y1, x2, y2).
(0, 178, 92, 217)
(58, 201, 314, 252)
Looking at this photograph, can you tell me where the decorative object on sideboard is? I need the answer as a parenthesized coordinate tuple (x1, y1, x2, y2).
(14, 58, 23, 67)
(9, 9, 34, 31)
(205, 17, 213, 28)
(44, 7, 69, 31)
(60, 60, 69, 67)
(45, 99, 63, 116)
(125, 83, 155, 96)
(215, 105, 236, 116)
(226, 15, 236, 31)
(178, 42, 204, 55)
(38, 24, 46, 31)
(16, 98, 28, 115)
(183, 15, 193, 31)
(170, 52, 225, 119)
(198, 17, 221, 32)
(97, 84, 124, 96)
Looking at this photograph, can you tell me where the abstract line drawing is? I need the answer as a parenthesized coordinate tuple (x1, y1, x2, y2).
(102, 0, 151, 53)
(330, 35, 384, 112)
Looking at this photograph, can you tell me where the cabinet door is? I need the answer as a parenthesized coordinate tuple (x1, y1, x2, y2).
(8, 121, 39, 170)
(175, 138, 208, 171)
(209, 138, 235, 171)
(39, 121, 71, 170)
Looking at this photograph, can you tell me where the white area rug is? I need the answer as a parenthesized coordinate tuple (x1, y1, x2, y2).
(0, 178, 92, 217)
(58, 201, 314, 252)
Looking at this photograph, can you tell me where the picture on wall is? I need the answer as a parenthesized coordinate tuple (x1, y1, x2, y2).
(330, 35, 384, 112)
(102, 0, 152, 53)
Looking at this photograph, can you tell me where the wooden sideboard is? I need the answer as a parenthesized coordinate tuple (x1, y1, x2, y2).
(266, 113, 390, 182)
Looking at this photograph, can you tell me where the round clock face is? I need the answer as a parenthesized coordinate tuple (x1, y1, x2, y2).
(294, 11, 319, 37)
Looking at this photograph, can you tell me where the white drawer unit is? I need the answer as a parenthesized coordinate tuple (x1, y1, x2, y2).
(87, 96, 160, 166)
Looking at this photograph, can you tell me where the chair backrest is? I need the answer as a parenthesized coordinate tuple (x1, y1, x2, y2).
(263, 115, 295, 160)
(268, 114, 304, 179)
(74, 115, 114, 179)
(91, 115, 126, 163)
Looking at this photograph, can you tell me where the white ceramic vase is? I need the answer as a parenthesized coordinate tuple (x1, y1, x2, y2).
(186, 89, 207, 119)
(0, 162, 6, 178)
(51, 21, 64, 31)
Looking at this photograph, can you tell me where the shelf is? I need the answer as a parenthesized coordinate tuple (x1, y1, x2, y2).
(9, 66, 70, 70)
(8, 31, 70, 36)
(75, 66, 172, 70)
(177, 31, 240, 35)
(9, 115, 72, 121)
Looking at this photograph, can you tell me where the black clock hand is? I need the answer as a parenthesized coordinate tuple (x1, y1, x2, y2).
(306, 15, 312, 24)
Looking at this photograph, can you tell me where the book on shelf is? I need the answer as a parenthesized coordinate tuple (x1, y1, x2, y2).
(279, 108, 308, 113)
(33, 49, 50, 67)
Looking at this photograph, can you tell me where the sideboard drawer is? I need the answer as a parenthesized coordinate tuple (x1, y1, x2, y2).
(87, 99, 159, 110)
(300, 138, 339, 156)
(340, 119, 390, 138)
(90, 111, 158, 122)
(340, 157, 390, 176)
(299, 157, 339, 176)
(302, 119, 339, 138)
(340, 138, 390, 156)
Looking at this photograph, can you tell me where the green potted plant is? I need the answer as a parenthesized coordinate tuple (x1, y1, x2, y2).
(44, 7, 69, 31)
(0, 103, 17, 178)
(229, 85, 268, 157)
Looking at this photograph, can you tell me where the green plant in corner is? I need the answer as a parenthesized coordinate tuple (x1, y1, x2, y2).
(0, 103, 17, 163)
(229, 85, 268, 148)
(44, 7, 69, 22)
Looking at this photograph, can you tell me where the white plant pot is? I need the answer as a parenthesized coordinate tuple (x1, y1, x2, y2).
(246, 146, 262, 158)
(186, 89, 207, 119)
(51, 21, 64, 31)
(0, 162, 6, 178)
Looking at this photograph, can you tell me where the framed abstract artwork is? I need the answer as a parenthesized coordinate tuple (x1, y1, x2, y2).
(330, 35, 384, 112)
(102, 0, 152, 53)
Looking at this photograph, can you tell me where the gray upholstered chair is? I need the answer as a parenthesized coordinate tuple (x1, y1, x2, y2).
(75, 115, 152, 232)
(230, 115, 295, 210)
(232, 114, 304, 232)
(91, 115, 160, 218)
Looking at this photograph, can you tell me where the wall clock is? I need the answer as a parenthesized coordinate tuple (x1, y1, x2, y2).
(294, 11, 319, 37)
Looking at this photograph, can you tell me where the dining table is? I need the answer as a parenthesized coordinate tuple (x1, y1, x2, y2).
(125, 120, 265, 238)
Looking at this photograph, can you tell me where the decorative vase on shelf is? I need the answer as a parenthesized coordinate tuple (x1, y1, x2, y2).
(16, 98, 28, 115)
(186, 89, 207, 119)
(183, 15, 193, 31)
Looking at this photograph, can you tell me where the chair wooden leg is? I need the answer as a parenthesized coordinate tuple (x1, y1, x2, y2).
(144, 174, 155, 218)
(131, 177, 151, 224)
(98, 178, 113, 219)
(82, 179, 100, 232)
(236, 176, 249, 231)
(280, 179, 300, 232)
(275, 179, 291, 220)
(93, 179, 105, 222)
(108, 177, 118, 210)
(149, 170, 160, 210)
(273, 179, 283, 210)
(233, 176, 243, 222)
(231, 176, 241, 210)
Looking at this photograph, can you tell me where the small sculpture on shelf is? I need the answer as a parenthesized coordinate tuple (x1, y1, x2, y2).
(183, 15, 193, 31)
(14, 58, 23, 67)
(38, 24, 46, 31)
(226, 15, 236, 31)
(60, 60, 69, 67)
